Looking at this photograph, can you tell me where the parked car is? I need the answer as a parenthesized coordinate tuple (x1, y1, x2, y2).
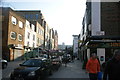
(10, 58, 53, 80)
(0, 58, 8, 69)
(51, 56, 61, 71)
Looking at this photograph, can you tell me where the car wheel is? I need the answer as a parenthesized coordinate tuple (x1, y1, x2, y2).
(2, 63, 7, 69)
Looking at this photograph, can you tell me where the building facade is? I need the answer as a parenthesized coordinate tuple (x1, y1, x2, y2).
(24, 20, 37, 53)
(73, 35, 79, 57)
(31, 21, 44, 48)
(16, 10, 50, 49)
(79, 1, 120, 64)
(2, 7, 25, 61)
(54, 30, 58, 50)
(2, 7, 58, 61)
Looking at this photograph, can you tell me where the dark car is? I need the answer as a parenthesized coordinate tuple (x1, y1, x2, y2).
(51, 56, 61, 71)
(10, 58, 53, 80)
(0, 58, 8, 69)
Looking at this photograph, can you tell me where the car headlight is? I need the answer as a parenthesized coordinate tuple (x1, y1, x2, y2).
(28, 71, 36, 76)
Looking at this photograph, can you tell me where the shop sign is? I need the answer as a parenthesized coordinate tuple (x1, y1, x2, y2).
(87, 42, 120, 48)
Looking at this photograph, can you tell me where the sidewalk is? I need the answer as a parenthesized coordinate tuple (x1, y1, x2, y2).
(49, 59, 89, 79)
(2, 60, 25, 79)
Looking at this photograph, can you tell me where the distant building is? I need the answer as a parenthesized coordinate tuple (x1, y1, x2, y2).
(58, 43, 65, 50)
(45, 23, 50, 49)
(73, 35, 78, 57)
(49, 28, 58, 50)
(58, 42, 72, 50)
(54, 30, 58, 50)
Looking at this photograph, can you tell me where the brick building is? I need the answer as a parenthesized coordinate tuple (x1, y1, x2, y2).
(2, 7, 25, 61)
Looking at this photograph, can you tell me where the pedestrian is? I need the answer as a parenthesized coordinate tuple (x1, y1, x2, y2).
(103, 49, 120, 80)
(86, 53, 100, 80)
(62, 56, 67, 67)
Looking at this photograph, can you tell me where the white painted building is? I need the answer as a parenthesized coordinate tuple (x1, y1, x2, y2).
(24, 20, 37, 52)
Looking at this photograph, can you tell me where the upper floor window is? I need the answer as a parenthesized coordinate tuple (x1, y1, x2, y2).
(37, 37, 39, 44)
(18, 34, 23, 41)
(11, 16, 17, 25)
(27, 42, 29, 47)
(33, 34, 35, 41)
(28, 32, 30, 39)
(31, 24, 35, 31)
(41, 30, 44, 36)
(10, 32, 17, 40)
(33, 42, 35, 47)
(19, 21, 23, 28)
(25, 15, 29, 19)
(36, 14, 39, 19)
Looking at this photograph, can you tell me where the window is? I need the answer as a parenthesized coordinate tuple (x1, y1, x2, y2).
(11, 16, 17, 25)
(41, 30, 44, 36)
(10, 32, 17, 40)
(27, 42, 29, 47)
(40, 40, 43, 44)
(19, 21, 23, 28)
(36, 14, 39, 19)
(18, 34, 23, 41)
(37, 37, 39, 43)
(30, 15, 33, 19)
(33, 43, 35, 47)
(28, 32, 30, 39)
(25, 15, 29, 19)
(33, 34, 35, 41)
(32, 24, 35, 31)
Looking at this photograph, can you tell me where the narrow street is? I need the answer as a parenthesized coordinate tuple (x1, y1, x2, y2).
(2, 59, 89, 80)
(2, 60, 25, 80)
(48, 59, 89, 80)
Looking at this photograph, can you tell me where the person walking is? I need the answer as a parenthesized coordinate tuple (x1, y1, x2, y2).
(103, 49, 120, 80)
(86, 53, 100, 80)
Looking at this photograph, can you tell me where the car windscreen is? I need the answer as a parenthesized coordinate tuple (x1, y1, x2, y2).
(21, 59, 42, 67)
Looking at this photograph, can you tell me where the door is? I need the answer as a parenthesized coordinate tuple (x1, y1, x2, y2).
(14, 49, 22, 60)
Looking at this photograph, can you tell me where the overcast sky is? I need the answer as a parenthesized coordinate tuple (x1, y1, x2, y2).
(2, 0, 87, 45)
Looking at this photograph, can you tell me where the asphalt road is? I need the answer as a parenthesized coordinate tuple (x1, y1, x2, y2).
(48, 60, 89, 79)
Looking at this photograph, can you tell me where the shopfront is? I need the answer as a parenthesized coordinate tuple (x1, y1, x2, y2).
(86, 42, 120, 64)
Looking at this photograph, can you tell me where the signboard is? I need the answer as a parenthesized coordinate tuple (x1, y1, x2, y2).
(87, 43, 120, 48)
(96, 31, 105, 36)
